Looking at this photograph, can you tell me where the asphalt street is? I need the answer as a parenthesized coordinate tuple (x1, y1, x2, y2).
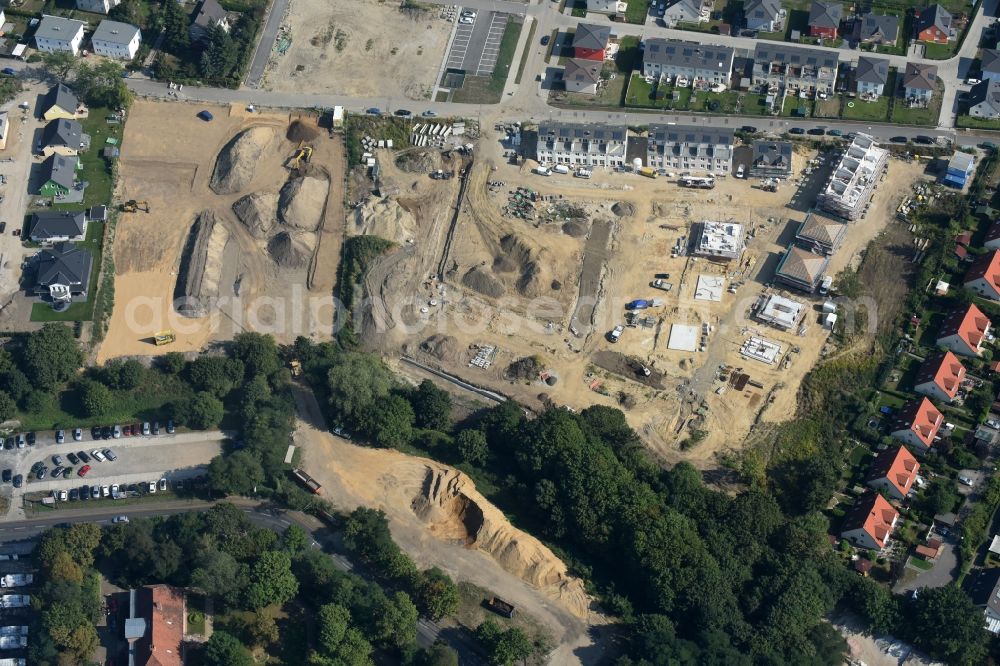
(244, 0, 291, 88)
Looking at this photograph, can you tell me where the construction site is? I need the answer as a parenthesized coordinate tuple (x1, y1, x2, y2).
(347, 123, 931, 468)
(98, 100, 345, 362)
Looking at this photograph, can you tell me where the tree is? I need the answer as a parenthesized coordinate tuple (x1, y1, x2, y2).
(415, 568, 459, 621)
(920, 479, 960, 516)
(421, 643, 459, 666)
(188, 356, 244, 397)
(207, 451, 264, 495)
(373, 591, 418, 649)
(190, 547, 240, 601)
(0, 391, 15, 422)
(456, 429, 489, 466)
(245, 550, 299, 610)
(161, 0, 190, 54)
(159, 352, 186, 375)
(233, 332, 281, 380)
(80, 380, 114, 418)
(74, 60, 133, 109)
(47, 551, 83, 584)
(475, 620, 534, 666)
(318, 603, 352, 656)
(186, 392, 225, 429)
(281, 524, 309, 556)
(101, 359, 144, 389)
(41, 51, 76, 80)
(23, 324, 83, 390)
(410, 380, 452, 430)
(200, 24, 238, 82)
(907, 585, 989, 665)
(326, 352, 394, 421)
(108, 0, 143, 26)
(359, 393, 414, 448)
(204, 630, 253, 666)
(246, 612, 279, 647)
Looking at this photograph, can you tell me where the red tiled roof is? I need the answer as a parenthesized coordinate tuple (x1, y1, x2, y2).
(955, 244, 968, 260)
(868, 446, 920, 496)
(965, 249, 1000, 293)
(914, 350, 966, 399)
(915, 544, 939, 558)
(894, 397, 943, 447)
(146, 585, 183, 666)
(938, 303, 991, 353)
(843, 492, 899, 549)
(955, 231, 973, 246)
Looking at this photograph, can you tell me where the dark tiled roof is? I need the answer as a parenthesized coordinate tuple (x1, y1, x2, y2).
(643, 38, 734, 74)
(29, 210, 85, 240)
(36, 242, 92, 288)
(572, 23, 611, 50)
(808, 1, 843, 29)
(855, 56, 889, 85)
(753, 43, 839, 70)
(538, 121, 626, 143)
(860, 13, 899, 42)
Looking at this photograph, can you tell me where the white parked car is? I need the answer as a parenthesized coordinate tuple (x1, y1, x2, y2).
(459, 16, 474, 24)
(959, 475, 975, 487)
(90, 449, 106, 462)
(112, 515, 128, 523)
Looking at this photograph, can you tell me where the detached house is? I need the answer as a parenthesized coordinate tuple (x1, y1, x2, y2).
(572, 24, 611, 61)
(642, 39, 734, 89)
(749, 140, 792, 179)
(40, 118, 89, 157)
(662, 0, 701, 28)
(774, 244, 830, 292)
(970, 568, 1000, 634)
(34, 243, 93, 304)
(968, 79, 1000, 120)
(902, 62, 937, 107)
(563, 59, 602, 94)
(859, 13, 899, 46)
(34, 16, 86, 55)
(41, 84, 85, 122)
(190, 0, 230, 42)
(937, 303, 992, 357)
(913, 350, 966, 403)
(841, 492, 900, 551)
(808, 1, 842, 40)
(890, 397, 944, 454)
(982, 49, 1000, 83)
(744, 0, 783, 31)
(76, 0, 121, 13)
(38, 154, 77, 197)
(915, 4, 954, 43)
(587, 0, 627, 15)
(867, 446, 920, 501)
(646, 124, 734, 173)
(28, 210, 87, 243)
(855, 56, 889, 97)
(965, 249, 1000, 301)
(535, 122, 628, 168)
(985, 221, 1000, 251)
(91, 20, 141, 60)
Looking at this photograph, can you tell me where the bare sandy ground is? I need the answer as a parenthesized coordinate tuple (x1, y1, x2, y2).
(263, 0, 452, 100)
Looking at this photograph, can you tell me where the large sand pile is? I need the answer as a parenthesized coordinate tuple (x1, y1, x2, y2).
(279, 175, 329, 231)
(411, 466, 590, 614)
(268, 230, 314, 268)
(210, 126, 275, 194)
(462, 266, 505, 298)
(353, 196, 417, 244)
(496, 234, 545, 298)
(232, 191, 278, 238)
(173, 210, 230, 318)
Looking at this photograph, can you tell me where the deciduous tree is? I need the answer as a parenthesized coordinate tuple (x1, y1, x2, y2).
(23, 324, 83, 390)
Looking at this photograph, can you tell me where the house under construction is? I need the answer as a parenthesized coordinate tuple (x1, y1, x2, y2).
(693, 221, 745, 260)
(816, 133, 889, 221)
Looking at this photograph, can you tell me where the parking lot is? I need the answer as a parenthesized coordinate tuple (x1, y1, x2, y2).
(0, 430, 225, 514)
(444, 9, 510, 76)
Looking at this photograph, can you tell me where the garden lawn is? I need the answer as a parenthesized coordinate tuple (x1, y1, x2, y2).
(30, 219, 104, 323)
(842, 96, 890, 121)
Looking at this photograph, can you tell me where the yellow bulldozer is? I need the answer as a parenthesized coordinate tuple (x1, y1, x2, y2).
(287, 142, 313, 170)
(153, 330, 176, 346)
(120, 200, 150, 213)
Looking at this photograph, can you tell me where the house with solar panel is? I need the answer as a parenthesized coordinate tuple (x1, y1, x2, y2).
(646, 124, 734, 173)
(752, 44, 839, 97)
(535, 122, 629, 168)
(642, 39, 734, 89)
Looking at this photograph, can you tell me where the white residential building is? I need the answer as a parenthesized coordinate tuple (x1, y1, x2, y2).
(535, 122, 628, 168)
(646, 124, 734, 173)
(693, 221, 744, 260)
(816, 133, 888, 220)
(587, 0, 627, 14)
(91, 20, 141, 60)
(642, 39, 734, 89)
(76, 0, 121, 13)
(34, 16, 86, 55)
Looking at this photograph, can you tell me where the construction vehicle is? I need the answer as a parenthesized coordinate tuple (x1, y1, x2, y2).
(292, 468, 322, 495)
(638, 166, 657, 178)
(485, 596, 516, 618)
(153, 330, 175, 346)
(120, 200, 149, 213)
(287, 142, 313, 169)
(289, 359, 302, 377)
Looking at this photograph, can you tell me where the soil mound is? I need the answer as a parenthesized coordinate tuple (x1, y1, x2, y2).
(395, 150, 437, 173)
(210, 126, 275, 195)
(420, 334, 458, 361)
(462, 267, 505, 298)
(506, 356, 542, 380)
(354, 197, 418, 244)
(286, 120, 318, 142)
(267, 230, 314, 268)
(411, 467, 590, 616)
(612, 201, 635, 217)
(278, 175, 329, 231)
(499, 234, 544, 298)
(173, 210, 230, 318)
(562, 220, 588, 237)
(232, 191, 278, 238)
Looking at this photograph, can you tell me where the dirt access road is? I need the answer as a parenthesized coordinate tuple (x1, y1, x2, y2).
(290, 383, 609, 665)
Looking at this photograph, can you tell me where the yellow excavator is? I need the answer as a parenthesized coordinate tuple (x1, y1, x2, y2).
(120, 200, 150, 213)
(287, 142, 313, 169)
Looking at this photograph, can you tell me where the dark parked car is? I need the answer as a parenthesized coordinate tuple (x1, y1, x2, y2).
(51, 466, 63, 478)
(365, 107, 381, 115)
(914, 135, 934, 144)
(890, 136, 908, 143)
(789, 127, 805, 134)
(12, 475, 22, 488)
(62, 468, 71, 479)
(67, 452, 79, 465)
(36, 467, 47, 480)
(55, 430, 63, 444)
(77, 451, 91, 463)
(197, 110, 214, 122)
(826, 129, 842, 136)
(91, 426, 101, 440)
(540, 35, 550, 46)
(26, 432, 35, 445)
(80, 485, 89, 500)
(1, 68, 15, 76)
(3, 438, 12, 451)
(394, 109, 412, 117)
(101, 426, 112, 440)
(1, 470, 10, 483)
(740, 125, 758, 133)
(807, 128, 825, 135)
(166, 420, 175, 434)
(152, 422, 160, 435)
(69, 488, 78, 501)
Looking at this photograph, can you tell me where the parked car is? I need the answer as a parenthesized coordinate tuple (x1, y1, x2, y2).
(36, 467, 46, 480)
(69, 488, 78, 501)
(51, 455, 63, 466)
(987, 419, 1000, 430)
(26, 432, 35, 445)
(826, 129, 842, 137)
(540, 35, 550, 46)
(394, 109, 412, 117)
(113, 515, 128, 523)
(15, 435, 24, 449)
(122, 425, 131, 437)
(365, 107, 381, 115)
(80, 485, 89, 500)
(101, 426, 112, 440)
(112, 425, 121, 439)
(459, 16, 474, 23)
(72, 428, 82, 441)
(91, 426, 101, 440)
(890, 136, 908, 143)
(789, 127, 805, 135)
(103, 449, 117, 461)
(101, 485, 110, 498)
(807, 128, 825, 135)
(110, 483, 119, 497)
(152, 422, 160, 435)
(1, 470, 10, 483)
(67, 452, 79, 465)
(422, 110, 437, 117)
(58, 490, 67, 502)
(55, 430, 64, 444)
(148, 481, 157, 494)
(62, 468, 71, 479)
(12, 475, 22, 488)
(740, 125, 757, 133)
(197, 110, 214, 122)
(1, 68, 15, 76)
(166, 420, 175, 434)
(52, 466, 63, 478)
(959, 475, 975, 486)
(158, 478, 167, 491)
(91, 449, 106, 462)
(913, 135, 934, 144)
(77, 451, 91, 463)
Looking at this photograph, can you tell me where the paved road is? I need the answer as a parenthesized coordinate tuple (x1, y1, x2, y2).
(244, 0, 292, 88)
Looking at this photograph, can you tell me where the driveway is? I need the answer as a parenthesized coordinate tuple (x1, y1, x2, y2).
(244, 0, 292, 88)
(892, 538, 958, 593)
